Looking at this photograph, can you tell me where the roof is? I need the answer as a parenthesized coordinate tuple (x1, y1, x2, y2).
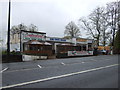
(21, 30, 46, 34)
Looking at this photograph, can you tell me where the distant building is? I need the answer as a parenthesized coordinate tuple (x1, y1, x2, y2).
(10, 31, 20, 52)
(10, 30, 95, 61)
(10, 30, 95, 52)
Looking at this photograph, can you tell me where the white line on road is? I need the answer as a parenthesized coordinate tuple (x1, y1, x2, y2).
(81, 62, 85, 63)
(1, 64, 118, 89)
(105, 59, 111, 60)
(0, 67, 8, 73)
(61, 62, 66, 65)
(4, 68, 38, 73)
(38, 65, 42, 68)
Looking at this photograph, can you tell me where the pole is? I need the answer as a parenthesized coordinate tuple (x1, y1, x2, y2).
(7, 0, 11, 56)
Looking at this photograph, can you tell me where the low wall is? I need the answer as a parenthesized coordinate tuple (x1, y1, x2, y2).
(68, 51, 93, 56)
(22, 55, 48, 61)
(2, 55, 22, 63)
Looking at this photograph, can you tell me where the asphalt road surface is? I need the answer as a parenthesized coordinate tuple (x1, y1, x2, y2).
(1, 55, 119, 88)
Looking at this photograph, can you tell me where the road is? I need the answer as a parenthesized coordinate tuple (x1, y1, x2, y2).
(1, 55, 119, 88)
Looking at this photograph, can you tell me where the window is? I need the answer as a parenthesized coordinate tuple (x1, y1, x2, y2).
(83, 45, 86, 51)
(23, 43, 29, 51)
(29, 46, 33, 51)
(79, 46, 81, 51)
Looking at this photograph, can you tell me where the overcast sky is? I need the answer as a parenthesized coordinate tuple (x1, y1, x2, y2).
(0, 0, 117, 45)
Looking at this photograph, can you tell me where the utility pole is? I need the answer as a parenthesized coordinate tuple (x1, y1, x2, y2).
(7, 0, 11, 55)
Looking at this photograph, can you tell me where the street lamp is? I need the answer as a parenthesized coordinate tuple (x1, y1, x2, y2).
(7, 0, 11, 56)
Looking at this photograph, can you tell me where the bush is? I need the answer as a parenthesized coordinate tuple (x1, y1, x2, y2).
(2, 50, 21, 55)
(2, 50, 7, 55)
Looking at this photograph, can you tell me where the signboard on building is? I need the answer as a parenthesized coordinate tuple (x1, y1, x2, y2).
(21, 31, 46, 41)
(87, 40, 93, 43)
(76, 38, 88, 44)
(50, 38, 66, 42)
(77, 38, 87, 42)
(46, 37, 71, 42)
(68, 51, 93, 56)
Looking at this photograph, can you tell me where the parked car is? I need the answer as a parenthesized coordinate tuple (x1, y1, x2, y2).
(99, 50, 106, 55)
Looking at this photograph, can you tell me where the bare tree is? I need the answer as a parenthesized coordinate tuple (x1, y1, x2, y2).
(79, 1, 120, 47)
(64, 21, 80, 39)
(106, 2, 118, 28)
(10, 23, 28, 35)
(10, 23, 38, 35)
(106, 1, 120, 46)
(28, 24, 38, 32)
(100, 7, 112, 46)
(79, 7, 105, 46)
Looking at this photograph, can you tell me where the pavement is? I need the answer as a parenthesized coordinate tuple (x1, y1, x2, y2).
(1, 55, 119, 88)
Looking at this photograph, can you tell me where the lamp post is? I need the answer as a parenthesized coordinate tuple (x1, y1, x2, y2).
(7, 0, 11, 56)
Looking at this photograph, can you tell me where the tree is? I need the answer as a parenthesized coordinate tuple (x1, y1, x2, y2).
(28, 24, 38, 32)
(64, 21, 80, 39)
(106, 1, 120, 46)
(79, 0, 120, 47)
(10, 23, 28, 35)
(10, 23, 38, 35)
(106, 2, 119, 28)
(113, 25, 120, 54)
(79, 7, 106, 46)
(99, 7, 112, 46)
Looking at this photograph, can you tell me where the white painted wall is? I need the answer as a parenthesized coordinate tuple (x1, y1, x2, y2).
(22, 55, 47, 61)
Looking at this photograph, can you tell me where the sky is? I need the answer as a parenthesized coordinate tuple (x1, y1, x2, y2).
(0, 0, 118, 45)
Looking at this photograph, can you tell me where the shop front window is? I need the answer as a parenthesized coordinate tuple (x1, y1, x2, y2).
(83, 45, 86, 51)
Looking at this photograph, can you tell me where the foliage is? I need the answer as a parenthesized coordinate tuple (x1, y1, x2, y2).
(2, 50, 7, 55)
(64, 21, 80, 39)
(2, 50, 21, 55)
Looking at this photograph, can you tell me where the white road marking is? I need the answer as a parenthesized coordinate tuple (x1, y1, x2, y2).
(38, 65, 42, 68)
(81, 62, 85, 63)
(90, 59, 97, 61)
(90, 59, 95, 60)
(106, 59, 111, 60)
(1, 64, 118, 89)
(0, 67, 8, 73)
(4, 68, 38, 73)
(61, 62, 66, 65)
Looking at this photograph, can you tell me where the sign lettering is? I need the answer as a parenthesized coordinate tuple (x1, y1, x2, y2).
(22, 32, 46, 41)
